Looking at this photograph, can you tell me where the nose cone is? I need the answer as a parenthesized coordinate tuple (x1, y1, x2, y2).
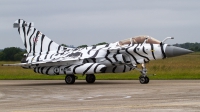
(165, 45, 193, 57)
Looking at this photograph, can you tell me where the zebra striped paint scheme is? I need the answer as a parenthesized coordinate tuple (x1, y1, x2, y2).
(14, 19, 168, 75)
(34, 63, 106, 75)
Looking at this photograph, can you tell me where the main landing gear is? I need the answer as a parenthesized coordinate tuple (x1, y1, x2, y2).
(137, 64, 150, 84)
(65, 75, 76, 84)
(65, 74, 96, 84)
(86, 74, 96, 83)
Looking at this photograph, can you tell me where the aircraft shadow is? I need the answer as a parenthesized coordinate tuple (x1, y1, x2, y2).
(7, 80, 138, 86)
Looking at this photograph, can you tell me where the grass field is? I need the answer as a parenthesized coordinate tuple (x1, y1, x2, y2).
(0, 52, 200, 80)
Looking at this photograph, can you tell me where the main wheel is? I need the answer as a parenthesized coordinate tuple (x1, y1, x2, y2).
(65, 75, 75, 84)
(86, 74, 96, 83)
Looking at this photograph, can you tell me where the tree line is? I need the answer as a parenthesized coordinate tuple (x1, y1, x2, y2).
(0, 47, 26, 61)
(174, 42, 200, 52)
(0, 42, 199, 61)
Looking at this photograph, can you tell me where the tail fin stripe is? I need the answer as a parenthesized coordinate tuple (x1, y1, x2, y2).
(57, 45, 62, 53)
(35, 31, 40, 38)
(40, 34, 45, 54)
(33, 31, 40, 55)
(44, 40, 53, 59)
(18, 19, 21, 33)
(22, 25, 27, 49)
(33, 38, 36, 56)
(28, 28, 36, 54)
(27, 23, 32, 35)
(47, 40, 53, 54)
(28, 33, 32, 53)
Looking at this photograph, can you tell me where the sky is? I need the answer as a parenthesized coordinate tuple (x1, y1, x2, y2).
(0, 0, 200, 49)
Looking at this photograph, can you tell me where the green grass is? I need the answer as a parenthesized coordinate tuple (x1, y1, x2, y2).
(0, 52, 200, 80)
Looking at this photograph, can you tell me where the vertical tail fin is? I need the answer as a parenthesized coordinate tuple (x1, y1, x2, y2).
(14, 19, 63, 56)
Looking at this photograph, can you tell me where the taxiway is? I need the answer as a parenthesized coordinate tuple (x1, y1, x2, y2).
(0, 80, 200, 112)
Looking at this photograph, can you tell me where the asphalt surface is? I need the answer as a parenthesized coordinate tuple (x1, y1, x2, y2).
(0, 80, 200, 112)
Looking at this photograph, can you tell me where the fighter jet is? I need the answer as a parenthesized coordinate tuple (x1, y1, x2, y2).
(4, 19, 193, 84)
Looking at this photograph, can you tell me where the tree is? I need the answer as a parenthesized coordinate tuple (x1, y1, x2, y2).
(96, 42, 108, 46)
(0, 52, 5, 61)
(174, 43, 200, 52)
(14, 52, 24, 61)
(60, 44, 68, 47)
(0, 47, 25, 61)
(77, 45, 88, 48)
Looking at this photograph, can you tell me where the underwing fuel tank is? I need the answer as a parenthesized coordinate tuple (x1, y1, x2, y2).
(165, 45, 193, 57)
(34, 63, 106, 75)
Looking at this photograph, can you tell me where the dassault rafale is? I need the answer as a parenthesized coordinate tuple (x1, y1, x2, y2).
(3, 19, 193, 84)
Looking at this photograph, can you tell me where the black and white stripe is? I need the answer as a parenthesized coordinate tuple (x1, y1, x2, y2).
(125, 47, 139, 64)
(150, 44, 156, 60)
(14, 19, 61, 58)
(34, 63, 106, 75)
(133, 44, 150, 62)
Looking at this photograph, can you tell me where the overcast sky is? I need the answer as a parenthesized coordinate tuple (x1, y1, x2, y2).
(0, 0, 200, 49)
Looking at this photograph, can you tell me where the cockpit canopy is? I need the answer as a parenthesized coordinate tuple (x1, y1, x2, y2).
(118, 35, 161, 46)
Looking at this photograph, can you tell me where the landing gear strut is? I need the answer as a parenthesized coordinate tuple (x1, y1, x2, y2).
(65, 75, 75, 84)
(138, 64, 149, 84)
(86, 74, 96, 83)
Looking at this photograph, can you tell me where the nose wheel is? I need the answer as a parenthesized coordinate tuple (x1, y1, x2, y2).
(139, 76, 149, 84)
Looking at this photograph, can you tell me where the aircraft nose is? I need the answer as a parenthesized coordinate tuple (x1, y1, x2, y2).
(165, 45, 193, 57)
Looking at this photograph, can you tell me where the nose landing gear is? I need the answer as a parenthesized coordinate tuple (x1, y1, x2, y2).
(139, 76, 149, 84)
(135, 64, 150, 84)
